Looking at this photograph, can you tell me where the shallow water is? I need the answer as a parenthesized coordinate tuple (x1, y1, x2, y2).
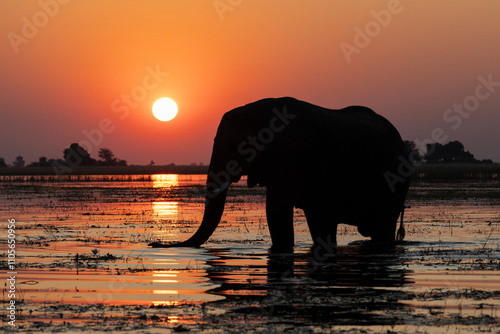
(1, 175, 499, 332)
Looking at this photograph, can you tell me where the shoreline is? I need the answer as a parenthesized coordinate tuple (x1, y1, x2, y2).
(0, 165, 209, 176)
(0, 163, 498, 180)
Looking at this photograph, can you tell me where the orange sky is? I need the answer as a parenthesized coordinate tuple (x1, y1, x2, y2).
(1, 0, 500, 165)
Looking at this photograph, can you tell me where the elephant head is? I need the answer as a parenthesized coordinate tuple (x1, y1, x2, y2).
(149, 98, 299, 248)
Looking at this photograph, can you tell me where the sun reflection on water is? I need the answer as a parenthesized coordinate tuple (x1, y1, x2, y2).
(151, 268, 181, 304)
(152, 201, 179, 216)
(153, 270, 179, 279)
(167, 315, 180, 323)
(152, 174, 180, 218)
(153, 290, 179, 295)
(152, 174, 178, 188)
(151, 301, 181, 308)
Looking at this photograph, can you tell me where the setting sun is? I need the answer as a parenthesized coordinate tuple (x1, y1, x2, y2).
(152, 97, 178, 122)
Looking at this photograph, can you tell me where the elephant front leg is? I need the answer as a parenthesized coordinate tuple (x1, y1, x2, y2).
(266, 186, 294, 252)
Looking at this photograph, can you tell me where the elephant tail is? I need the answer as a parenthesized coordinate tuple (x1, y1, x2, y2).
(396, 205, 406, 241)
(396, 145, 411, 242)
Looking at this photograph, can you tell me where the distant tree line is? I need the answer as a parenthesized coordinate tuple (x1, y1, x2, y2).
(405, 140, 493, 164)
(62, 143, 127, 167)
(0, 143, 127, 168)
(0, 140, 494, 168)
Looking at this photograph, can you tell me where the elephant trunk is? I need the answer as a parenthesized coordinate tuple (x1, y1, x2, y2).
(169, 169, 228, 247)
(149, 116, 236, 248)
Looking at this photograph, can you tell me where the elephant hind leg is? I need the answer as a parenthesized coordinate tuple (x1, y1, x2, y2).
(368, 220, 397, 242)
(362, 210, 399, 243)
(304, 207, 337, 250)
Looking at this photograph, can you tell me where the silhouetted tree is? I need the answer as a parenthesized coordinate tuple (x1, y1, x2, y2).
(404, 140, 423, 163)
(97, 148, 127, 166)
(425, 143, 444, 163)
(28, 156, 53, 167)
(98, 148, 115, 164)
(425, 141, 477, 163)
(12, 156, 25, 167)
(39, 156, 48, 166)
(0, 157, 7, 167)
(63, 143, 96, 166)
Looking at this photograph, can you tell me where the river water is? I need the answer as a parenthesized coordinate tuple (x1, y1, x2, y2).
(0, 175, 499, 332)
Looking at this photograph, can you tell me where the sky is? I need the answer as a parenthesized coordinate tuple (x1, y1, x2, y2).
(1, 0, 499, 165)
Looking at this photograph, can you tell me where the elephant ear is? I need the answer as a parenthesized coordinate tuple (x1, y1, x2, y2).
(246, 158, 270, 187)
(245, 134, 316, 188)
(226, 97, 321, 187)
(243, 105, 326, 187)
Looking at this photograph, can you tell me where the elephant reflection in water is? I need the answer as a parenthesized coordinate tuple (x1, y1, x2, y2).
(203, 244, 413, 324)
(149, 97, 412, 252)
(266, 244, 412, 286)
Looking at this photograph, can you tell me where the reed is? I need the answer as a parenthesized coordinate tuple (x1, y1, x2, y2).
(0, 165, 208, 176)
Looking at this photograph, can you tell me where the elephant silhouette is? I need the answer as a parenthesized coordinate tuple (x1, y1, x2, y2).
(149, 97, 412, 251)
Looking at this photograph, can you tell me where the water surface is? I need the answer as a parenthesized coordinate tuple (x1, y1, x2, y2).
(1, 175, 499, 332)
